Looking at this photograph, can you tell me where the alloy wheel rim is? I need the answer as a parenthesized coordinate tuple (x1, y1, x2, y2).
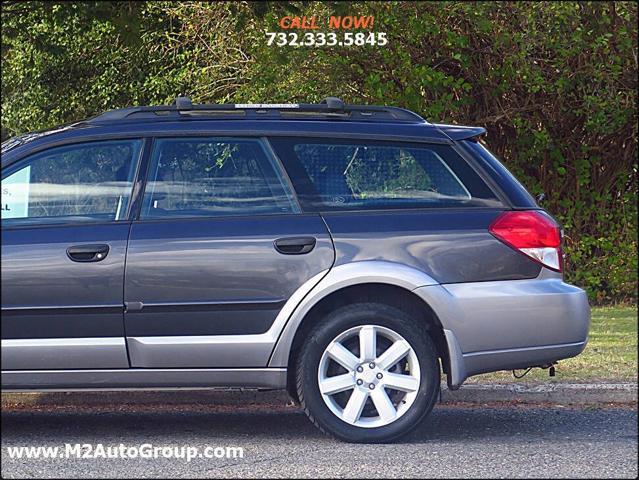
(317, 324, 421, 428)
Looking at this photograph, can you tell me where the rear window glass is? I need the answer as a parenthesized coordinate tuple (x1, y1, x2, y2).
(269, 138, 501, 211)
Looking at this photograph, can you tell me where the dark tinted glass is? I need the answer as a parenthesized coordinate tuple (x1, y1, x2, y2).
(462, 140, 537, 208)
(269, 138, 500, 211)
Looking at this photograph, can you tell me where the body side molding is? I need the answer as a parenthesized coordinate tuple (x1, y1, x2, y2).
(126, 268, 331, 368)
(126, 261, 439, 369)
(2, 368, 287, 391)
(1, 337, 129, 370)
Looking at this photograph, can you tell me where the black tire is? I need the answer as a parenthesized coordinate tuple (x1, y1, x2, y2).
(295, 302, 440, 443)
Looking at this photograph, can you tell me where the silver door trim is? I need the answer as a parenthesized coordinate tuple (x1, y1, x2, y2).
(126, 268, 331, 368)
(126, 335, 275, 368)
(1, 368, 287, 391)
(126, 261, 439, 369)
(1, 337, 129, 370)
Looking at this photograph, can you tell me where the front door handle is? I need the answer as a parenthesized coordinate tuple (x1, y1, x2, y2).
(66, 244, 110, 263)
(274, 237, 317, 255)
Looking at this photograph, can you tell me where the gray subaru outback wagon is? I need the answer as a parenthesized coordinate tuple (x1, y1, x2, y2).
(1, 97, 590, 442)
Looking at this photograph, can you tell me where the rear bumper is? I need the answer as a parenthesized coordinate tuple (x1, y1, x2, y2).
(414, 276, 590, 388)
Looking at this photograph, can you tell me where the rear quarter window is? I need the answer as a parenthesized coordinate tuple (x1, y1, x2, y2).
(269, 137, 501, 211)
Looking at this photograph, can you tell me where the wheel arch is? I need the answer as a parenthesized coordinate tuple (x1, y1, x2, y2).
(266, 261, 452, 401)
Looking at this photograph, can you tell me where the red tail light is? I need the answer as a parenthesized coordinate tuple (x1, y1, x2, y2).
(489, 210, 563, 272)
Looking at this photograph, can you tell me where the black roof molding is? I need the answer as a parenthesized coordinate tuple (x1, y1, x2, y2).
(87, 97, 427, 124)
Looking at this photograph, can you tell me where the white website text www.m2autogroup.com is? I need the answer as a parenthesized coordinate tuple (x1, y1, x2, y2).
(5, 443, 244, 462)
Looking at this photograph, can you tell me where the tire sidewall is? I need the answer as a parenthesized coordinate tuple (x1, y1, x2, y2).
(298, 303, 440, 443)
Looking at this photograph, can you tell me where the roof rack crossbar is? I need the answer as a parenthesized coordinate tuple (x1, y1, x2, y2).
(89, 97, 426, 124)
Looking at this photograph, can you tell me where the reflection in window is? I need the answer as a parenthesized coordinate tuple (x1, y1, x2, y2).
(294, 144, 471, 207)
(268, 137, 502, 211)
(1, 140, 141, 225)
(141, 138, 299, 218)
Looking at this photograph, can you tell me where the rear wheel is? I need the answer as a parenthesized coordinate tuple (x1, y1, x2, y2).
(296, 303, 440, 443)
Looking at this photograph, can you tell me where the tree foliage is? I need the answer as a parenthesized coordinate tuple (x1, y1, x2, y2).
(2, 1, 637, 303)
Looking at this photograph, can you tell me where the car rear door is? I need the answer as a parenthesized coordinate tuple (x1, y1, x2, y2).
(1, 139, 143, 370)
(123, 136, 334, 368)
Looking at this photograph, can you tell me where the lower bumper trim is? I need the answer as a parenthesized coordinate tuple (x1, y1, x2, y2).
(443, 328, 587, 389)
(462, 340, 587, 378)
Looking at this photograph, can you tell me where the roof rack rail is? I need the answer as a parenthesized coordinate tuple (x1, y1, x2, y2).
(88, 97, 427, 124)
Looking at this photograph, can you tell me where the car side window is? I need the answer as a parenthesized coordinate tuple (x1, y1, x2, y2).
(269, 137, 501, 211)
(1, 140, 142, 226)
(140, 137, 299, 219)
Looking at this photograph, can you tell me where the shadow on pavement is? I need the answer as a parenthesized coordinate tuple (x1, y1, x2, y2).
(2, 399, 635, 445)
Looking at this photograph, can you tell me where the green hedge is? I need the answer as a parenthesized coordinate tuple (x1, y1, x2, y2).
(2, 1, 636, 303)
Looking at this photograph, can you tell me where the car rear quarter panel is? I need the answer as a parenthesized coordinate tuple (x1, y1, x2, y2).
(321, 209, 541, 284)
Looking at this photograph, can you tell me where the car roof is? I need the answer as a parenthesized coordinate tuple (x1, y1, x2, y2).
(1, 98, 486, 164)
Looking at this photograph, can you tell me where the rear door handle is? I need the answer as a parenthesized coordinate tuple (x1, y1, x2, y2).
(274, 237, 316, 255)
(66, 244, 110, 263)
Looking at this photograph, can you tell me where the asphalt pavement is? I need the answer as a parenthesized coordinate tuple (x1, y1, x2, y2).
(1, 398, 637, 479)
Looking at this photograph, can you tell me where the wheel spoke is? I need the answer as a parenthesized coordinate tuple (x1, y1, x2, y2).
(383, 372, 419, 392)
(376, 340, 411, 370)
(358, 325, 377, 362)
(370, 387, 397, 423)
(342, 388, 369, 424)
(319, 324, 421, 428)
(319, 373, 356, 395)
(326, 342, 360, 371)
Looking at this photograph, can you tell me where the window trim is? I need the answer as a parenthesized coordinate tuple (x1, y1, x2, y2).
(1, 138, 145, 229)
(135, 136, 302, 222)
(456, 140, 533, 208)
(1, 131, 515, 226)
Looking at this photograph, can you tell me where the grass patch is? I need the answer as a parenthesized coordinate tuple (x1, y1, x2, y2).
(464, 306, 638, 384)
